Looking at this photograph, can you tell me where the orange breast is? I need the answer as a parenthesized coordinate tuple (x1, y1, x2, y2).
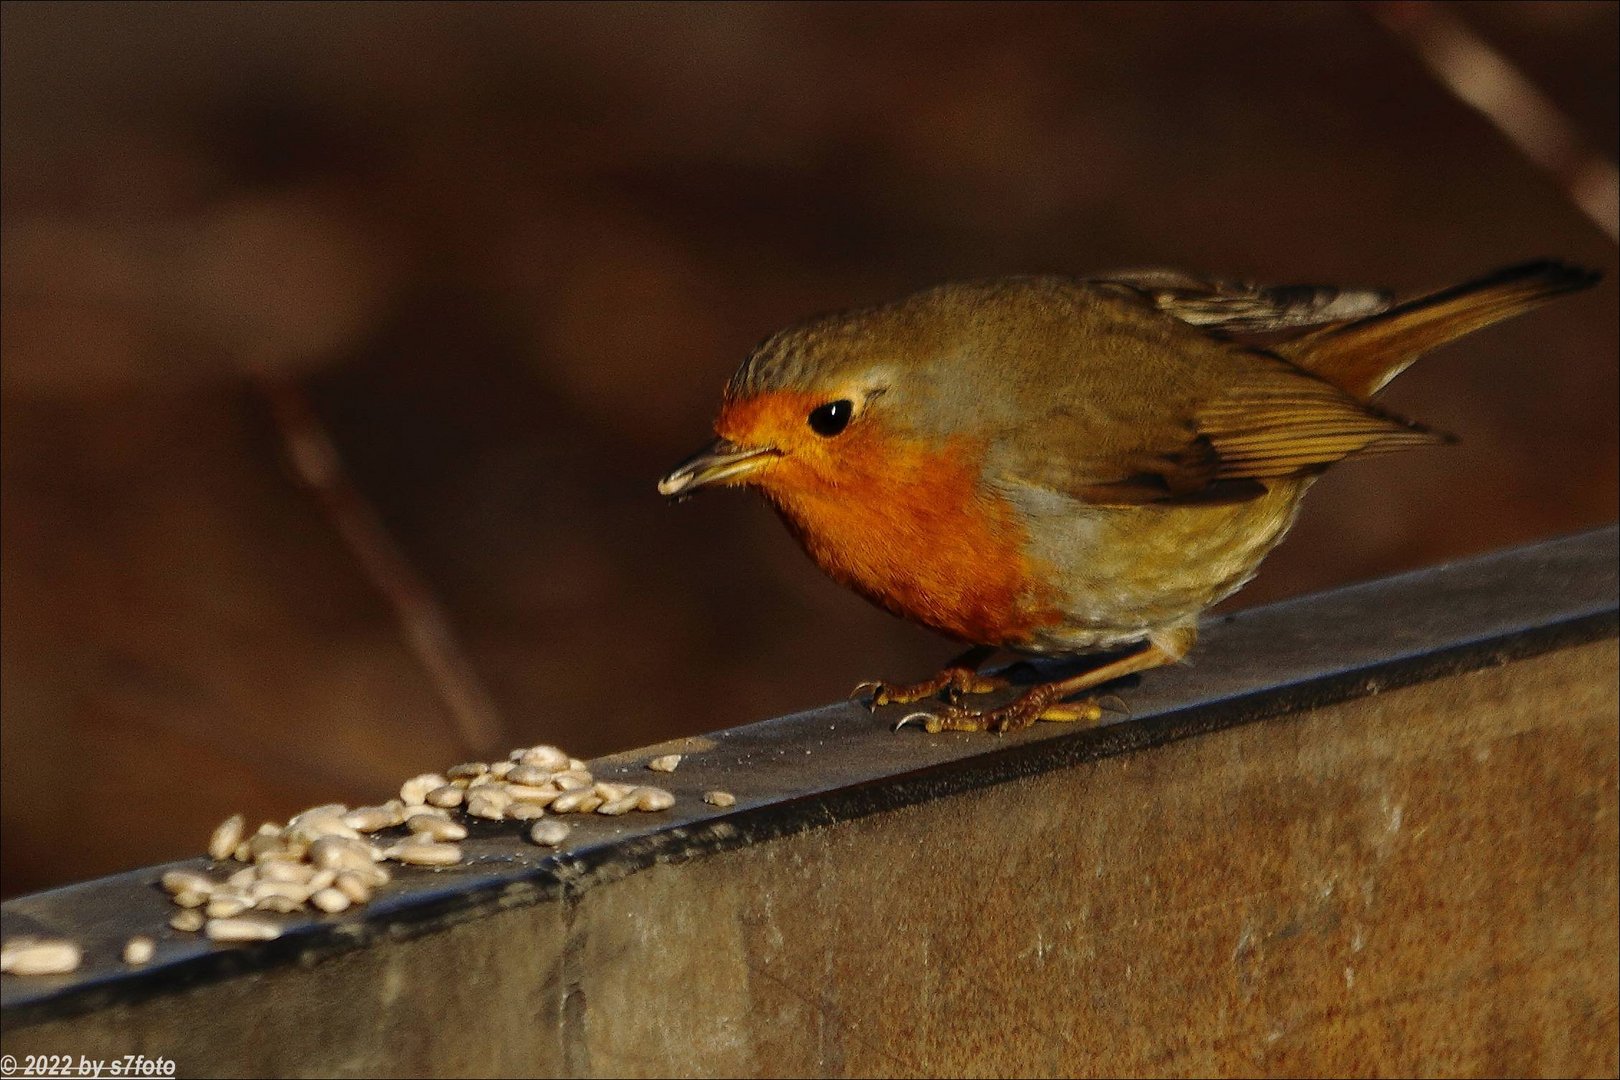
(750, 430, 1059, 646)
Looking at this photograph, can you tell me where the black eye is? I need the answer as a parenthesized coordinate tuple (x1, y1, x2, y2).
(808, 399, 854, 437)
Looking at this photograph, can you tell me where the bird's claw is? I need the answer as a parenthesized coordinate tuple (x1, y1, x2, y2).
(894, 710, 944, 734)
(849, 680, 886, 710)
(1097, 693, 1131, 716)
(892, 694, 1106, 735)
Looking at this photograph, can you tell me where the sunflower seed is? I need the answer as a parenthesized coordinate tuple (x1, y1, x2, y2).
(123, 935, 156, 965)
(426, 784, 463, 809)
(595, 794, 640, 816)
(400, 773, 448, 806)
(1, 937, 82, 975)
(206, 894, 251, 919)
(636, 787, 676, 812)
(206, 915, 285, 942)
(256, 860, 315, 885)
(516, 745, 570, 771)
(505, 764, 554, 787)
(505, 784, 559, 805)
(161, 870, 218, 897)
(549, 790, 601, 814)
(311, 887, 351, 914)
(208, 814, 246, 861)
(703, 790, 737, 808)
(342, 806, 397, 833)
(466, 789, 511, 820)
(528, 819, 571, 846)
(309, 836, 380, 874)
(251, 880, 313, 905)
(334, 871, 374, 904)
(255, 895, 303, 914)
(647, 754, 682, 773)
(169, 910, 205, 933)
(507, 802, 548, 821)
(384, 841, 462, 866)
(406, 815, 467, 841)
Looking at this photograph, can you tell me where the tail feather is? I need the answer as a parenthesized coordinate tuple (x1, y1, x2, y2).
(1280, 260, 1601, 399)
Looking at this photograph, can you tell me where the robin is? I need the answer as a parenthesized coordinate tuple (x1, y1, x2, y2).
(658, 261, 1599, 733)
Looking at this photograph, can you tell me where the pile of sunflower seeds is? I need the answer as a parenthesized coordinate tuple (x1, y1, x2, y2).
(152, 744, 677, 943)
(2, 743, 684, 976)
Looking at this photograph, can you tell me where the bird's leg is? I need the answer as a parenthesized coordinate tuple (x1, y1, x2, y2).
(852, 645, 1004, 709)
(896, 626, 1196, 734)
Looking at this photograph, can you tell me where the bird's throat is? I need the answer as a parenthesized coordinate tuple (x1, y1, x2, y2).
(755, 435, 1059, 647)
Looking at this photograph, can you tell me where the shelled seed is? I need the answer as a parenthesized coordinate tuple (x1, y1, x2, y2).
(466, 789, 511, 820)
(636, 787, 676, 812)
(703, 791, 737, 808)
(334, 872, 373, 904)
(208, 814, 246, 861)
(529, 819, 570, 847)
(549, 790, 595, 814)
(161, 870, 217, 897)
(516, 745, 570, 770)
(308, 836, 378, 875)
(206, 894, 250, 919)
(123, 935, 156, 965)
(1, 938, 82, 976)
(206, 915, 284, 942)
(647, 754, 682, 773)
(169, 910, 205, 933)
(343, 806, 396, 833)
(310, 888, 351, 914)
(406, 815, 467, 841)
(257, 860, 315, 885)
(426, 784, 463, 809)
(596, 792, 643, 815)
(400, 773, 447, 806)
(505, 764, 552, 787)
(384, 841, 462, 866)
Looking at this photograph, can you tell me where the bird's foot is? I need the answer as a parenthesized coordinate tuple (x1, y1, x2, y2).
(851, 667, 1007, 709)
(894, 688, 1104, 734)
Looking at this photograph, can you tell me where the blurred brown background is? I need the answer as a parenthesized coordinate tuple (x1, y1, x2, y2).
(2, 1, 1615, 897)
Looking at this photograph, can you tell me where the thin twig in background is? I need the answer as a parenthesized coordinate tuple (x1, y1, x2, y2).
(1370, 0, 1620, 245)
(256, 376, 508, 756)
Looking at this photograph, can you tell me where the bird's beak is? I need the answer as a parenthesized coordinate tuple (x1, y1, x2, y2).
(657, 438, 780, 499)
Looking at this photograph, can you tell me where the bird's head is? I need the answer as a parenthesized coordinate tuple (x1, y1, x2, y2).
(657, 310, 913, 503)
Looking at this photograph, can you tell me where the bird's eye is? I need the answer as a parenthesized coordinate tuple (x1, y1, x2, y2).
(807, 399, 854, 437)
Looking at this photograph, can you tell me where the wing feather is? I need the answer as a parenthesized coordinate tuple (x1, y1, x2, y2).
(1090, 269, 1394, 335)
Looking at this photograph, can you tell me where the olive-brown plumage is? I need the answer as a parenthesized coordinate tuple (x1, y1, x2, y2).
(660, 261, 1599, 732)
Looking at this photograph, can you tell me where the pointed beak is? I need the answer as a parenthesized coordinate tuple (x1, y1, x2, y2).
(657, 438, 780, 499)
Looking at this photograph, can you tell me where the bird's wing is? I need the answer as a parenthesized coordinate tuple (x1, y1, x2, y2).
(995, 356, 1449, 508)
(1088, 268, 1394, 336)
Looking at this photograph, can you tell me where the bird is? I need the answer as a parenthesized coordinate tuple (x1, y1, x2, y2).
(658, 260, 1600, 733)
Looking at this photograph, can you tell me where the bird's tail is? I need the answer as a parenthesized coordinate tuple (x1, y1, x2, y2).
(1280, 260, 1601, 400)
